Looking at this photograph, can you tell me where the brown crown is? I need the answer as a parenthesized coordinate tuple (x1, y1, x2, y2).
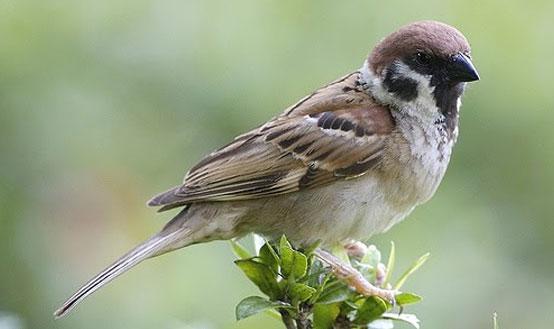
(369, 21, 471, 74)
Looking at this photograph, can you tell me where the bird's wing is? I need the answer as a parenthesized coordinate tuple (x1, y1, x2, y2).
(148, 71, 395, 211)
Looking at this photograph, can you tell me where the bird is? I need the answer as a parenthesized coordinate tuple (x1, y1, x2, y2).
(54, 20, 479, 318)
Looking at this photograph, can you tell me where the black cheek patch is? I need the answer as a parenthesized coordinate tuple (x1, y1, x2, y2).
(383, 68, 419, 102)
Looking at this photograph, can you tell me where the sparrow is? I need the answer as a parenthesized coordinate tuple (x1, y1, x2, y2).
(55, 20, 479, 317)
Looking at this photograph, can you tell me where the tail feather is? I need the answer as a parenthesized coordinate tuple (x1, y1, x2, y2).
(54, 228, 190, 318)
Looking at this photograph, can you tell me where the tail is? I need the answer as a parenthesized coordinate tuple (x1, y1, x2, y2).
(54, 212, 193, 318)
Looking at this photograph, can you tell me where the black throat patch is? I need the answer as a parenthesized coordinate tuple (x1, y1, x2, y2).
(389, 58, 466, 140)
(431, 80, 464, 139)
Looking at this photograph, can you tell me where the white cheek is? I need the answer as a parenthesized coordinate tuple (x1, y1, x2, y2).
(359, 60, 442, 124)
(391, 62, 439, 117)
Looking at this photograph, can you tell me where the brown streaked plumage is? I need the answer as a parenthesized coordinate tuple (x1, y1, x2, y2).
(148, 72, 394, 210)
(54, 20, 479, 318)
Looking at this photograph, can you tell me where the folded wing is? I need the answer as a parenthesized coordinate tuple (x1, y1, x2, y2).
(148, 71, 395, 211)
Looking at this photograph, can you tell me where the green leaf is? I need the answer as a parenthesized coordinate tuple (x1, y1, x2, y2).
(302, 239, 322, 257)
(383, 241, 395, 286)
(315, 284, 351, 304)
(279, 235, 292, 252)
(287, 250, 308, 278)
(279, 238, 308, 279)
(290, 283, 316, 302)
(305, 259, 327, 288)
(259, 242, 280, 273)
(382, 312, 420, 329)
(235, 259, 281, 299)
(264, 308, 282, 321)
(235, 296, 290, 320)
(313, 303, 340, 329)
(394, 253, 430, 290)
(230, 239, 253, 259)
(355, 296, 388, 325)
(395, 292, 422, 306)
(343, 300, 359, 311)
(309, 271, 332, 303)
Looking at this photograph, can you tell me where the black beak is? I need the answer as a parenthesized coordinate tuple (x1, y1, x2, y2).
(448, 53, 480, 82)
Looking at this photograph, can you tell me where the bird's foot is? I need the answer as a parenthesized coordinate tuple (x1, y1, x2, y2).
(344, 240, 369, 259)
(314, 248, 398, 305)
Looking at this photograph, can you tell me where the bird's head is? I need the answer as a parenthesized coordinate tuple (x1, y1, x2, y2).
(363, 21, 479, 122)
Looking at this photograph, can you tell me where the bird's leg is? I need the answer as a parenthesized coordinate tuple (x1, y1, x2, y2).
(314, 248, 397, 304)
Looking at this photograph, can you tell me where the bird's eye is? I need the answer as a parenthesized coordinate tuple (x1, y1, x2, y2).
(414, 52, 432, 66)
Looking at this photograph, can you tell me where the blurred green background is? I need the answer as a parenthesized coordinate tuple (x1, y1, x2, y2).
(1, 0, 553, 328)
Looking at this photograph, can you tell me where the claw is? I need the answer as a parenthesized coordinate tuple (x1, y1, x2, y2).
(377, 287, 397, 306)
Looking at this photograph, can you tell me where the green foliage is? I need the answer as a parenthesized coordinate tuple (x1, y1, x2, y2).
(355, 297, 389, 325)
(235, 259, 282, 299)
(235, 296, 292, 321)
(232, 235, 428, 328)
(279, 236, 308, 279)
(395, 293, 422, 306)
(313, 303, 340, 329)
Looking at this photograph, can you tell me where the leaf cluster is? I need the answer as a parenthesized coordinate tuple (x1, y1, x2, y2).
(232, 237, 427, 329)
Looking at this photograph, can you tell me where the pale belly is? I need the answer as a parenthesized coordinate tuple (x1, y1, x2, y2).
(193, 140, 450, 247)
(240, 173, 418, 246)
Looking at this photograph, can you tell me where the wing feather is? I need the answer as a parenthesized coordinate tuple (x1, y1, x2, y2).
(148, 71, 395, 210)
